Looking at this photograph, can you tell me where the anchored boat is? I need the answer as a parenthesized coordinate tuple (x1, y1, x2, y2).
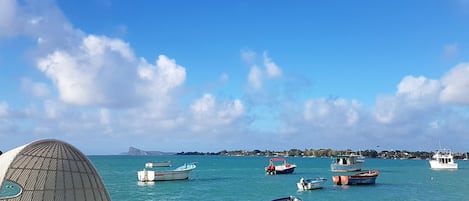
(138, 163, 196, 182)
(332, 170, 379, 185)
(265, 158, 297, 175)
(429, 148, 458, 169)
(330, 153, 363, 172)
(297, 177, 327, 191)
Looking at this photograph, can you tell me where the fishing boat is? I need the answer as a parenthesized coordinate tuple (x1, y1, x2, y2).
(297, 177, 327, 191)
(265, 158, 297, 175)
(272, 196, 302, 201)
(330, 153, 363, 172)
(137, 163, 196, 182)
(145, 161, 171, 168)
(429, 148, 458, 169)
(332, 170, 379, 185)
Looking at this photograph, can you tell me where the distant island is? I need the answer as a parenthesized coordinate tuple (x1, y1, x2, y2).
(123, 147, 469, 160)
(122, 147, 176, 156)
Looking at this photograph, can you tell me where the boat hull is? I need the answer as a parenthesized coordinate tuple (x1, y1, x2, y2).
(332, 170, 379, 185)
(330, 163, 362, 172)
(138, 163, 196, 182)
(429, 160, 458, 169)
(275, 167, 296, 174)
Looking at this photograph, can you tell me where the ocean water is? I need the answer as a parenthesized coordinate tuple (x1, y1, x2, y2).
(89, 155, 469, 201)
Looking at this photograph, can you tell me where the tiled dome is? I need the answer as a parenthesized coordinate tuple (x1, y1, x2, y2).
(0, 139, 111, 201)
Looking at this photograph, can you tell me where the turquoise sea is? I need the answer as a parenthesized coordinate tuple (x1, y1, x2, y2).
(89, 155, 469, 201)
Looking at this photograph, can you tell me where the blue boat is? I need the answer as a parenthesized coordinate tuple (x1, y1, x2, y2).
(332, 170, 379, 185)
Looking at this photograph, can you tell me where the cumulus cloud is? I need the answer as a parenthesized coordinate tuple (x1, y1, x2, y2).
(304, 98, 361, 127)
(137, 55, 186, 118)
(37, 35, 139, 107)
(263, 52, 282, 78)
(244, 50, 283, 90)
(440, 63, 469, 105)
(397, 75, 441, 108)
(248, 66, 263, 90)
(190, 93, 244, 132)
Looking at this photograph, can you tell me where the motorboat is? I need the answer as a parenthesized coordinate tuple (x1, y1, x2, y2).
(330, 153, 363, 172)
(265, 158, 296, 175)
(297, 177, 327, 191)
(429, 148, 458, 169)
(137, 163, 196, 182)
(332, 170, 379, 185)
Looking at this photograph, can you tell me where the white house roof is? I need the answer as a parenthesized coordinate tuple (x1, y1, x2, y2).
(0, 139, 111, 201)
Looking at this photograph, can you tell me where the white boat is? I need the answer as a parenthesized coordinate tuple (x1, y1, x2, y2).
(145, 161, 171, 168)
(330, 153, 363, 172)
(429, 149, 458, 169)
(137, 163, 196, 182)
(297, 177, 327, 191)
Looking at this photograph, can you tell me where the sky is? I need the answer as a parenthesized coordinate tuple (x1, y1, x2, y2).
(1, 0, 469, 155)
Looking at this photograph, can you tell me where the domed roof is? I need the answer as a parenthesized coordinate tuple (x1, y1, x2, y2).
(0, 139, 111, 201)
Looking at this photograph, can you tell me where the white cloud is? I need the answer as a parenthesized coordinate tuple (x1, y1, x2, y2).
(397, 75, 441, 108)
(440, 63, 469, 105)
(263, 52, 282, 78)
(244, 50, 283, 91)
(248, 65, 263, 90)
(190, 93, 244, 131)
(37, 35, 139, 107)
(303, 98, 361, 127)
(373, 96, 397, 124)
(137, 55, 186, 117)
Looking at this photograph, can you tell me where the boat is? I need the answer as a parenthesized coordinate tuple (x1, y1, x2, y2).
(463, 153, 468, 161)
(145, 161, 171, 168)
(137, 163, 196, 182)
(332, 170, 379, 185)
(265, 158, 297, 175)
(272, 196, 302, 201)
(330, 153, 363, 172)
(297, 177, 327, 191)
(429, 148, 458, 169)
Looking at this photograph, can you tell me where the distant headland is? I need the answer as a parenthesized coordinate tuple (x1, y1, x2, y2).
(122, 147, 469, 160)
(122, 147, 176, 156)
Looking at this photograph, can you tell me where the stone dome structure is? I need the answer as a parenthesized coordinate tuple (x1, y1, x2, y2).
(0, 139, 111, 201)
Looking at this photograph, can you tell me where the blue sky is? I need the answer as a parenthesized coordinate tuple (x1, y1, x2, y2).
(1, 0, 469, 154)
